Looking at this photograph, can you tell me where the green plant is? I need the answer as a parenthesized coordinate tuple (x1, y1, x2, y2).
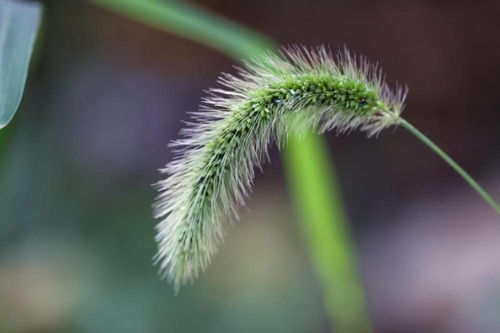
(154, 44, 500, 287)
(154, 47, 406, 289)
(88, 6, 372, 332)
(4, 1, 498, 333)
(90, 3, 500, 333)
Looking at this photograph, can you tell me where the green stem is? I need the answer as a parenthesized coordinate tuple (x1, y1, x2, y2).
(400, 118, 500, 214)
(285, 132, 373, 333)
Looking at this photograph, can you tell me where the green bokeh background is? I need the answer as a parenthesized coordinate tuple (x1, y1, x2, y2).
(1, 1, 500, 332)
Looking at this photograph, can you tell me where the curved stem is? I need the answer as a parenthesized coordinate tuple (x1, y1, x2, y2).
(400, 118, 500, 214)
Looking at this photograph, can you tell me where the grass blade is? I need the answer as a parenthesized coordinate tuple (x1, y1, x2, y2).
(285, 132, 372, 332)
(90, 0, 272, 60)
(0, 0, 42, 129)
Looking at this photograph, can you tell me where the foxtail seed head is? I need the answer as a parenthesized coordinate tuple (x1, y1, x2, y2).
(154, 46, 407, 291)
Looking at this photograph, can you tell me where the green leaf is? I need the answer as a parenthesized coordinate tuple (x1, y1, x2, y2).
(284, 132, 372, 332)
(90, 0, 272, 60)
(0, 0, 42, 129)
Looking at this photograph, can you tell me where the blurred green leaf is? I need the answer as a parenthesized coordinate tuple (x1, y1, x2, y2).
(0, 0, 42, 129)
(285, 132, 372, 332)
(91, 0, 272, 60)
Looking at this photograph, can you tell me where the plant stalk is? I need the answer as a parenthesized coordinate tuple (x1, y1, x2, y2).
(400, 118, 500, 214)
(285, 132, 373, 332)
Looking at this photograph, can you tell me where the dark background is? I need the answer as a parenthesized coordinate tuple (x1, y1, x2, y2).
(1, 1, 499, 332)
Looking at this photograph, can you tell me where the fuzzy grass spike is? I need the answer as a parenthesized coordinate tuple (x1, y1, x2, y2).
(154, 46, 499, 291)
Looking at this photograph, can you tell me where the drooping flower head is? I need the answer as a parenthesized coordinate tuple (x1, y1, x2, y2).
(154, 46, 407, 291)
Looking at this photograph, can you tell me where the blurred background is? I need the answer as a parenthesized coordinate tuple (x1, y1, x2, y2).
(1, 0, 500, 332)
